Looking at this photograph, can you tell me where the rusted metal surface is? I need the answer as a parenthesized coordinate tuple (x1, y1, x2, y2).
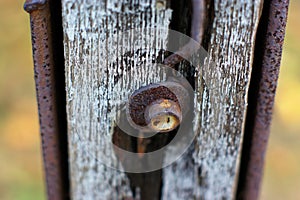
(24, 0, 69, 199)
(237, 0, 289, 199)
(164, 0, 206, 67)
(145, 99, 181, 132)
(129, 85, 179, 126)
(24, 0, 46, 12)
(128, 80, 191, 133)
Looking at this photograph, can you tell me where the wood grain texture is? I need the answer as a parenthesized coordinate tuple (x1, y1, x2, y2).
(62, 0, 172, 199)
(162, 0, 263, 199)
(62, 0, 263, 199)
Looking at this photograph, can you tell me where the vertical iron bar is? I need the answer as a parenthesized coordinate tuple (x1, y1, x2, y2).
(24, 0, 69, 199)
(237, 0, 289, 199)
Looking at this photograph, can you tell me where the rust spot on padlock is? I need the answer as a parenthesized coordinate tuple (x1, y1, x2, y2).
(145, 99, 181, 132)
(127, 81, 189, 132)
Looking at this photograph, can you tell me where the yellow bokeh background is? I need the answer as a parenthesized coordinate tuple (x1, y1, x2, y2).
(261, 1, 300, 199)
(0, 0, 299, 199)
(0, 0, 44, 199)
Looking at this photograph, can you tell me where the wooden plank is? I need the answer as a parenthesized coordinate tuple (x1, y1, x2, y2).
(162, 0, 263, 199)
(62, 0, 263, 199)
(62, 0, 172, 199)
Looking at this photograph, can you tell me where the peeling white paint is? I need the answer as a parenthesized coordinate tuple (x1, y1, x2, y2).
(62, 0, 263, 199)
(62, 0, 172, 199)
(162, 0, 263, 199)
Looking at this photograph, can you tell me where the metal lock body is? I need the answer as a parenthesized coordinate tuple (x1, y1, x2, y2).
(127, 79, 190, 133)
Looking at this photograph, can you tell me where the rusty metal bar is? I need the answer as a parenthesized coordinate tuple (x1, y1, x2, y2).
(24, 0, 69, 199)
(237, 0, 289, 199)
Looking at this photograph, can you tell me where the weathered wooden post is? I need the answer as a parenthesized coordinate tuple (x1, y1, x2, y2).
(24, 0, 289, 199)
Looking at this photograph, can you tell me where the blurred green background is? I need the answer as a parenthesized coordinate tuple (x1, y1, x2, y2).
(0, 0, 299, 199)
